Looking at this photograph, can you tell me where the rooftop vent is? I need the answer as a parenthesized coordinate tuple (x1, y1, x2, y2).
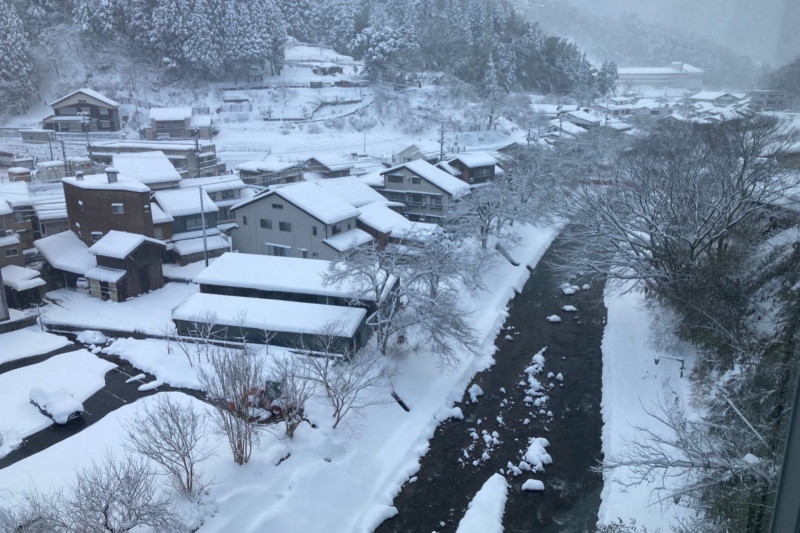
(105, 167, 119, 184)
(75, 170, 84, 181)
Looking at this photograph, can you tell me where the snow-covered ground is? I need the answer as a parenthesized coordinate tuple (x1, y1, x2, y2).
(0, 328, 72, 365)
(42, 282, 197, 335)
(0, 223, 557, 532)
(598, 285, 697, 530)
(0, 350, 116, 457)
(455, 473, 509, 533)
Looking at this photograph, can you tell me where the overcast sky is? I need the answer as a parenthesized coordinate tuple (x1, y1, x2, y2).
(568, 0, 798, 67)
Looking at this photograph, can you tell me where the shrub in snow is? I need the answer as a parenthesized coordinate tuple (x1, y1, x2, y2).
(546, 315, 562, 323)
(562, 305, 578, 313)
(521, 479, 545, 491)
(76, 330, 108, 345)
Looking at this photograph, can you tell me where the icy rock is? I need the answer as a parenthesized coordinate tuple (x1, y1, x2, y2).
(507, 462, 522, 476)
(519, 460, 531, 471)
(555, 373, 564, 382)
(570, 285, 580, 292)
(481, 452, 490, 461)
(547, 372, 554, 379)
(522, 479, 545, 491)
(504, 335, 513, 341)
(559, 282, 571, 289)
(471, 431, 480, 441)
(562, 287, 576, 295)
(409, 476, 418, 483)
(581, 284, 591, 291)
(547, 411, 553, 417)
(483, 434, 493, 445)
(468, 384, 484, 403)
(523, 437, 552, 472)
(524, 396, 534, 404)
(500, 387, 506, 394)
(562, 305, 578, 313)
(546, 315, 562, 323)
(523, 418, 530, 425)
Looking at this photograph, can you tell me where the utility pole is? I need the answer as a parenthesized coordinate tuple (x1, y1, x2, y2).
(199, 185, 209, 267)
(526, 127, 532, 147)
(60, 140, 69, 177)
(438, 122, 445, 162)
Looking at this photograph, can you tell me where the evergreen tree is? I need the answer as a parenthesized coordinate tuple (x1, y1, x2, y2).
(481, 54, 502, 129)
(0, 0, 38, 114)
(182, 0, 224, 77)
(597, 60, 618, 96)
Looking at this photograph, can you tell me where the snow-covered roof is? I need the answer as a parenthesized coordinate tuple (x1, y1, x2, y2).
(191, 115, 212, 127)
(232, 182, 360, 225)
(112, 152, 183, 185)
(531, 103, 578, 115)
(89, 230, 165, 259)
(178, 176, 246, 194)
(382, 160, 471, 197)
(323, 228, 374, 252)
(149, 107, 192, 122)
(690, 91, 738, 102)
(8, 167, 31, 174)
(565, 110, 602, 124)
(172, 234, 229, 256)
(0, 233, 20, 247)
(154, 188, 219, 217)
(315, 176, 388, 207)
(34, 231, 96, 275)
(151, 202, 174, 224)
(400, 141, 441, 159)
(1, 265, 45, 292)
(437, 161, 461, 176)
(548, 119, 588, 135)
(193, 252, 370, 300)
(603, 121, 634, 131)
(50, 88, 120, 108)
(0, 199, 11, 216)
(31, 189, 67, 221)
(62, 173, 152, 193)
(450, 152, 499, 168)
(357, 171, 384, 188)
(173, 293, 368, 337)
(84, 266, 126, 283)
(618, 66, 682, 74)
(307, 154, 355, 172)
(91, 140, 213, 151)
(0, 181, 31, 207)
(356, 202, 437, 241)
(236, 158, 300, 173)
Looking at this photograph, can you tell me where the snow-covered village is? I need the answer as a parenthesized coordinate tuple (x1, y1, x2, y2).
(0, 0, 798, 532)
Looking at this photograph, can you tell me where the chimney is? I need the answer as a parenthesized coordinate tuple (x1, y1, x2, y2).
(105, 167, 119, 184)
(75, 170, 84, 181)
(671, 61, 683, 72)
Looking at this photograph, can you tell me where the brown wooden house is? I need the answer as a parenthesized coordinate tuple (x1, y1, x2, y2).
(43, 88, 122, 133)
(86, 231, 166, 301)
(62, 168, 155, 247)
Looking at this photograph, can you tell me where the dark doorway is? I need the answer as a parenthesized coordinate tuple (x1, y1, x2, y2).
(139, 266, 150, 294)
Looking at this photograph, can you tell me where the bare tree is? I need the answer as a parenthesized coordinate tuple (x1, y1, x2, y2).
(270, 354, 315, 438)
(296, 322, 396, 429)
(198, 346, 266, 465)
(324, 239, 480, 369)
(445, 178, 524, 250)
(60, 452, 182, 533)
(123, 394, 213, 498)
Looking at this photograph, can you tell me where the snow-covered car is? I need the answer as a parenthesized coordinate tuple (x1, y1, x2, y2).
(29, 386, 84, 424)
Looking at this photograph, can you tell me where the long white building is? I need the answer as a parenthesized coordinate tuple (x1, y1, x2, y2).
(617, 62, 704, 91)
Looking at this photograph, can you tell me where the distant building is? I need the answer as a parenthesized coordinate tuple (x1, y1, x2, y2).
(7, 167, 31, 182)
(31, 188, 69, 239)
(111, 151, 183, 191)
(690, 91, 742, 107)
(36, 157, 93, 183)
(178, 176, 248, 225)
(749, 90, 789, 111)
(89, 140, 226, 179)
(236, 158, 303, 186)
(145, 107, 213, 140)
(0, 231, 24, 268)
(442, 152, 500, 185)
(0, 182, 34, 248)
(617, 62, 704, 91)
(396, 141, 442, 164)
(42, 88, 122, 132)
(304, 155, 354, 179)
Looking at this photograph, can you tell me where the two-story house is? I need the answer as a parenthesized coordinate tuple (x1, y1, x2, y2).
(236, 158, 303, 186)
(379, 160, 471, 222)
(42, 88, 121, 132)
(178, 176, 248, 225)
(231, 181, 371, 260)
(395, 141, 441, 164)
(440, 152, 500, 185)
(145, 107, 213, 140)
(85, 231, 166, 302)
(0, 231, 24, 268)
(62, 169, 154, 247)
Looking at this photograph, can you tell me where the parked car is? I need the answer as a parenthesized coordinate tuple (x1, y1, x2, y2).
(29, 386, 84, 424)
(76, 277, 90, 293)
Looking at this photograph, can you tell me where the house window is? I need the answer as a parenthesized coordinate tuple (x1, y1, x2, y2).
(112, 203, 124, 214)
(272, 203, 283, 209)
(312, 252, 319, 258)
(270, 245, 289, 257)
(185, 215, 203, 230)
(14, 212, 24, 223)
(219, 207, 230, 220)
(143, 203, 150, 212)
(407, 194, 425, 206)
(385, 192, 405, 202)
(5, 248, 18, 257)
(411, 177, 421, 184)
(347, 222, 351, 230)
(242, 216, 248, 225)
(279, 221, 291, 232)
(331, 223, 342, 235)
(91, 231, 103, 242)
(40, 223, 48, 236)
(99, 108, 109, 115)
(100, 120, 111, 128)
(430, 197, 443, 209)
(387, 174, 404, 183)
(260, 218, 272, 229)
(154, 226, 164, 239)
(302, 249, 308, 259)
(312, 226, 317, 236)
(221, 190, 234, 199)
